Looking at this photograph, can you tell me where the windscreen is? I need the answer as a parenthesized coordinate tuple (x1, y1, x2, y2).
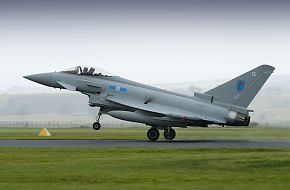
(61, 66, 113, 76)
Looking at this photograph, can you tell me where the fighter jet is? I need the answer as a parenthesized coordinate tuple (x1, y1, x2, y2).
(24, 65, 275, 141)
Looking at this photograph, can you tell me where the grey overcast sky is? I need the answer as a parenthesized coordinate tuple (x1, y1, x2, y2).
(0, 0, 290, 90)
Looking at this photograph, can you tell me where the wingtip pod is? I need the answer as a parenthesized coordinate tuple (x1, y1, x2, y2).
(258, 64, 275, 73)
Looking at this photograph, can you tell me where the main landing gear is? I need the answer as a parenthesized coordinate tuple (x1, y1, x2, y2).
(164, 127, 176, 140)
(147, 128, 160, 141)
(147, 127, 176, 141)
(93, 109, 103, 130)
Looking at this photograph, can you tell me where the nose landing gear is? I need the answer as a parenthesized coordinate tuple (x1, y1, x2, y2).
(93, 109, 103, 130)
(93, 122, 101, 130)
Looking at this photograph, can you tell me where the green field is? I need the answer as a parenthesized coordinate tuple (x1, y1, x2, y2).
(1, 127, 290, 189)
(0, 126, 290, 140)
(0, 148, 290, 190)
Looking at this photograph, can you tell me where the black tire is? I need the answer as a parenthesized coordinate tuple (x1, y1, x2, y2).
(147, 128, 160, 141)
(93, 122, 101, 130)
(164, 128, 176, 140)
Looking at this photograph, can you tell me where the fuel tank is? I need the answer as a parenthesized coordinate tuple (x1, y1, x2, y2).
(108, 110, 186, 127)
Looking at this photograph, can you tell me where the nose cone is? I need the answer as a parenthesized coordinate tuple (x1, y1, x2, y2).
(23, 73, 53, 87)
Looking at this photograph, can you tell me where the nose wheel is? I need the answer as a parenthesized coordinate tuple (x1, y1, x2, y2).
(93, 108, 103, 130)
(93, 122, 101, 130)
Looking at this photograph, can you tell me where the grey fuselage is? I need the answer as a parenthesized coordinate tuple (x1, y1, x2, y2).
(24, 70, 252, 129)
(24, 65, 276, 130)
(46, 72, 239, 128)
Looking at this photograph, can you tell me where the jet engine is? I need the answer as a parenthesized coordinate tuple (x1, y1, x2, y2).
(226, 111, 250, 126)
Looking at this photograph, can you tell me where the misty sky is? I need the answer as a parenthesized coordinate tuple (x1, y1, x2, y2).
(0, 0, 290, 91)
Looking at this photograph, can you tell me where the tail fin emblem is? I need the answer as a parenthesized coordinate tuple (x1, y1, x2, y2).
(237, 80, 245, 92)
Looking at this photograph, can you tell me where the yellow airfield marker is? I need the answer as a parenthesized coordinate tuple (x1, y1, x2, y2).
(38, 128, 51, 137)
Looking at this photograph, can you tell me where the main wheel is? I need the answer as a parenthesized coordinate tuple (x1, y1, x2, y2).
(147, 128, 160, 141)
(93, 122, 101, 130)
(164, 128, 176, 140)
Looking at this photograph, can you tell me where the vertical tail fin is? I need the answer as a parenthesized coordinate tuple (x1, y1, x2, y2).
(205, 65, 275, 108)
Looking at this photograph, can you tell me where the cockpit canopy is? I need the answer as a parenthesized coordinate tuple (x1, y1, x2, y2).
(61, 66, 114, 76)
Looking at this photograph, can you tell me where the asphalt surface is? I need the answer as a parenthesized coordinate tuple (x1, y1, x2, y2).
(1, 139, 290, 148)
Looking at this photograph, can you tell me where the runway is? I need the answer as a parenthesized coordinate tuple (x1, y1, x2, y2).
(1, 139, 290, 148)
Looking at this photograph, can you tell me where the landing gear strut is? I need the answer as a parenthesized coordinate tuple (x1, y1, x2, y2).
(163, 128, 176, 140)
(147, 128, 160, 141)
(93, 108, 103, 130)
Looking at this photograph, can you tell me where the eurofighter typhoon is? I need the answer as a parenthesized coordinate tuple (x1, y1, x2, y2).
(24, 65, 275, 141)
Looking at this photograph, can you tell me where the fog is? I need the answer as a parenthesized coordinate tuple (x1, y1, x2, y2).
(0, 0, 290, 91)
(1, 74, 290, 127)
(0, 0, 289, 127)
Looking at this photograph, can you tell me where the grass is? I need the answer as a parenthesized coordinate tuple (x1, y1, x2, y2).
(0, 148, 290, 190)
(1, 127, 290, 189)
(0, 127, 290, 140)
